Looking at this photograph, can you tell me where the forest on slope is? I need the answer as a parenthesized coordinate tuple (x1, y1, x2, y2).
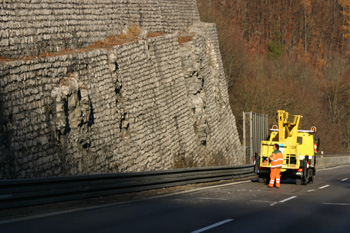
(197, 0, 350, 153)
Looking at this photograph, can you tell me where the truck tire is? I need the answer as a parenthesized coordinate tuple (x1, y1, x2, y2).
(308, 169, 314, 184)
(258, 175, 267, 184)
(296, 178, 303, 185)
(309, 176, 314, 184)
(297, 158, 309, 185)
(254, 153, 260, 174)
(296, 177, 307, 185)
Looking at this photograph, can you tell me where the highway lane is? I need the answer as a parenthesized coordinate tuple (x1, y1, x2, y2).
(1, 165, 349, 233)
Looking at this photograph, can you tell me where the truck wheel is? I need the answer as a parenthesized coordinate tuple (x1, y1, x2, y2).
(258, 177, 266, 183)
(308, 169, 314, 184)
(296, 179, 303, 185)
(309, 176, 314, 184)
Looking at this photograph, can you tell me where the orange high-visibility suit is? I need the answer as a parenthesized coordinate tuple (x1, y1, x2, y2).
(269, 149, 284, 188)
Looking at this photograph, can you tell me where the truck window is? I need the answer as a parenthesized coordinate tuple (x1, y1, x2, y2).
(297, 137, 303, 144)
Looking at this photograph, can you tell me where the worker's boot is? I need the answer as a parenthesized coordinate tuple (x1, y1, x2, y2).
(276, 178, 280, 188)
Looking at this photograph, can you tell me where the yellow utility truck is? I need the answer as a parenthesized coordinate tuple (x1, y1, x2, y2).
(254, 110, 319, 185)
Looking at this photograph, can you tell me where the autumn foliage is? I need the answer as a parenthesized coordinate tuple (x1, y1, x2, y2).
(197, 0, 350, 153)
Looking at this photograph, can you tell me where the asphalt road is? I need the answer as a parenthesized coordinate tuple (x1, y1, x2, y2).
(1, 165, 349, 233)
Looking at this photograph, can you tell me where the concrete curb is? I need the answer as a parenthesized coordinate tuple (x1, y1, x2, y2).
(316, 155, 350, 169)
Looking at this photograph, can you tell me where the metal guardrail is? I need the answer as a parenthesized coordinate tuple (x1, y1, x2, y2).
(0, 164, 254, 209)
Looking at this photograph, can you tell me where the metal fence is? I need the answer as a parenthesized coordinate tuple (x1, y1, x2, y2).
(243, 112, 268, 164)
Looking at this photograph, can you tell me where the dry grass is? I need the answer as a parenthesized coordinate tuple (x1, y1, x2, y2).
(84, 24, 141, 50)
(147, 32, 167, 38)
(0, 57, 12, 62)
(0, 25, 142, 62)
(178, 36, 193, 44)
(0, 26, 194, 63)
(1, 26, 193, 64)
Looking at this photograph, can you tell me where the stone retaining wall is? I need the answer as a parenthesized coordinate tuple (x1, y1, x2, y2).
(0, 0, 200, 59)
(0, 1, 243, 179)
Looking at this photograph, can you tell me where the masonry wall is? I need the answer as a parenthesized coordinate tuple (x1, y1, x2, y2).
(0, 0, 243, 179)
(0, 0, 200, 59)
(181, 22, 243, 166)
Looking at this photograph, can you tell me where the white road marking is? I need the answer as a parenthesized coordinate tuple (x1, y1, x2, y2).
(341, 178, 348, 182)
(251, 200, 277, 204)
(318, 165, 350, 171)
(270, 196, 297, 206)
(307, 189, 315, 192)
(198, 197, 228, 201)
(269, 202, 279, 206)
(323, 203, 350, 206)
(319, 185, 330, 189)
(279, 196, 297, 203)
(191, 219, 234, 233)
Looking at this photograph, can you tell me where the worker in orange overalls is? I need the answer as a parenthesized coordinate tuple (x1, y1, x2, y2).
(268, 144, 284, 188)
